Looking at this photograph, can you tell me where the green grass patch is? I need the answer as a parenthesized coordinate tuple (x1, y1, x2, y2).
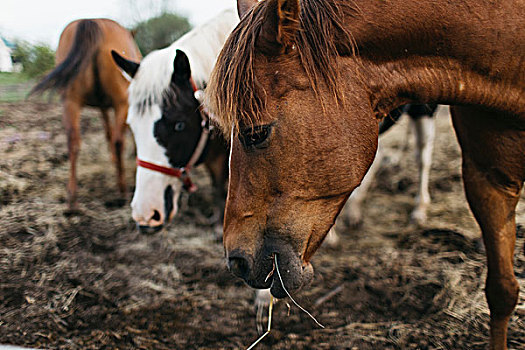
(0, 73, 35, 103)
(0, 88, 31, 103)
(0, 72, 31, 85)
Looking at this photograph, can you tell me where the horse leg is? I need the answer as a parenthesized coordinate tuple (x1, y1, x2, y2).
(409, 115, 435, 225)
(63, 100, 82, 211)
(204, 150, 229, 239)
(112, 104, 128, 200)
(254, 288, 273, 334)
(344, 141, 384, 228)
(100, 108, 114, 155)
(452, 106, 524, 350)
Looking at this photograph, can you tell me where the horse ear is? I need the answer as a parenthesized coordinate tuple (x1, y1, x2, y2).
(258, 0, 300, 55)
(111, 50, 140, 78)
(237, 0, 259, 19)
(172, 49, 191, 84)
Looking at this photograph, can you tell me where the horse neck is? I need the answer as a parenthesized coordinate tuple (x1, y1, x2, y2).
(341, 0, 525, 117)
(174, 9, 239, 87)
(360, 56, 525, 118)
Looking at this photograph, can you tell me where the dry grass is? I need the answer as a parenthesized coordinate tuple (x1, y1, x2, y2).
(0, 102, 524, 349)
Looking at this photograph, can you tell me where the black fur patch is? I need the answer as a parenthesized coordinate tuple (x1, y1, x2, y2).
(164, 185, 174, 220)
(153, 51, 208, 168)
(379, 104, 438, 134)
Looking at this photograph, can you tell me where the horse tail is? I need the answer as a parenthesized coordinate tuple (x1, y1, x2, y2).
(30, 19, 102, 96)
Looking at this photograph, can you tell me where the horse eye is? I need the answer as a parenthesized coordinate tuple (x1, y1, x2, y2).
(174, 121, 185, 131)
(239, 124, 273, 150)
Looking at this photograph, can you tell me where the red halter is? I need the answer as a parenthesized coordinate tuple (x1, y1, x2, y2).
(135, 158, 197, 193)
(135, 76, 210, 194)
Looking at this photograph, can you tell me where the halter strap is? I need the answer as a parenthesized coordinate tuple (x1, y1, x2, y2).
(135, 76, 210, 193)
(136, 158, 197, 193)
(136, 158, 183, 177)
(185, 76, 211, 170)
(189, 76, 199, 93)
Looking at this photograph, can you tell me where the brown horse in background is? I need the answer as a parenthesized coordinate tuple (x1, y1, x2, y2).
(208, 0, 525, 348)
(31, 19, 141, 211)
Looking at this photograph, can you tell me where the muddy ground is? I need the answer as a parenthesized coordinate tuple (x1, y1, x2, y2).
(0, 102, 524, 349)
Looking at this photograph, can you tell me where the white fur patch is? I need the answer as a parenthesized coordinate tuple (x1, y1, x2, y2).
(126, 9, 239, 227)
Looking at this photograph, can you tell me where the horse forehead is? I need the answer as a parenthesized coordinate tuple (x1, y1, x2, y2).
(126, 58, 173, 122)
(126, 102, 163, 127)
(258, 58, 310, 93)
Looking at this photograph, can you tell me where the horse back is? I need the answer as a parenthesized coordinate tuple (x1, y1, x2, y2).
(34, 18, 141, 108)
(92, 19, 142, 107)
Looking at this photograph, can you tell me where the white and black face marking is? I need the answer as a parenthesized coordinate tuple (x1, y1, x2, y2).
(125, 50, 206, 231)
(153, 50, 208, 169)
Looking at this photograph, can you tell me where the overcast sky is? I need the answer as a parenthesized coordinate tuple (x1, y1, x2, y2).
(0, 0, 234, 48)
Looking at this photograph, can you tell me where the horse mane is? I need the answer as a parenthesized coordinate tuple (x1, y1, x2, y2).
(128, 8, 239, 117)
(30, 20, 102, 96)
(207, 0, 358, 135)
(127, 48, 177, 115)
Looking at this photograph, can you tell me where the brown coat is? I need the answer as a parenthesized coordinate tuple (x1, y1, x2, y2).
(207, 1, 525, 348)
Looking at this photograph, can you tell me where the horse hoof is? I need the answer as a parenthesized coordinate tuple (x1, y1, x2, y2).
(410, 209, 427, 226)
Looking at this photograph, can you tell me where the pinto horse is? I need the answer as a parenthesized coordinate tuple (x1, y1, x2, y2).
(111, 9, 239, 233)
(207, 0, 525, 348)
(31, 19, 141, 210)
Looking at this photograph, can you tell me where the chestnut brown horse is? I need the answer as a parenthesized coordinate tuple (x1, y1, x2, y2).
(31, 19, 141, 210)
(207, 0, 525, 348)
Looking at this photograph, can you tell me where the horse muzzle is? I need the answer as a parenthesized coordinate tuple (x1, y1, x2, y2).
(137, 223, 164, 235)
(227, 240, 313, 299)
(131, 185, 176, 235)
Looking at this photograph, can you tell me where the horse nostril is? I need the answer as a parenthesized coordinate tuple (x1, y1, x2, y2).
(151, 210, 161, 222)
(228, 255, 250, 280)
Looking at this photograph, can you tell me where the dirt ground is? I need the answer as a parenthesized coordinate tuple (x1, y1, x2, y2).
(0, 101, 524, 350)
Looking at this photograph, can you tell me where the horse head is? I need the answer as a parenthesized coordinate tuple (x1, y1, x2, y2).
(212, 0, 525, 347)
(208, 0, 379, 297)
(113, 49, 205, 234)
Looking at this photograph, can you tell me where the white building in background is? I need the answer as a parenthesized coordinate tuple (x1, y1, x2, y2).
(0, 37, 14, 72)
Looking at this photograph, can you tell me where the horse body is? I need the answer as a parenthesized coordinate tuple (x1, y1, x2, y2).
(348, 1, 525, 119)
(207, 0, 525, 348)
(113, 9, 239, 232)
(32, 19, 141, 210)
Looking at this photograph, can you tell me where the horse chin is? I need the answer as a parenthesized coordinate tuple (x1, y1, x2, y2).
(269, 261, 314, 299)
(227, 233, 315, 296)
(137, 223, 164, 235)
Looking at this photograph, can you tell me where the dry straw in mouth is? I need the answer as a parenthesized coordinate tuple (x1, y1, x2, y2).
(273, 254, 325, 329)
(245, 254, 324, 349)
